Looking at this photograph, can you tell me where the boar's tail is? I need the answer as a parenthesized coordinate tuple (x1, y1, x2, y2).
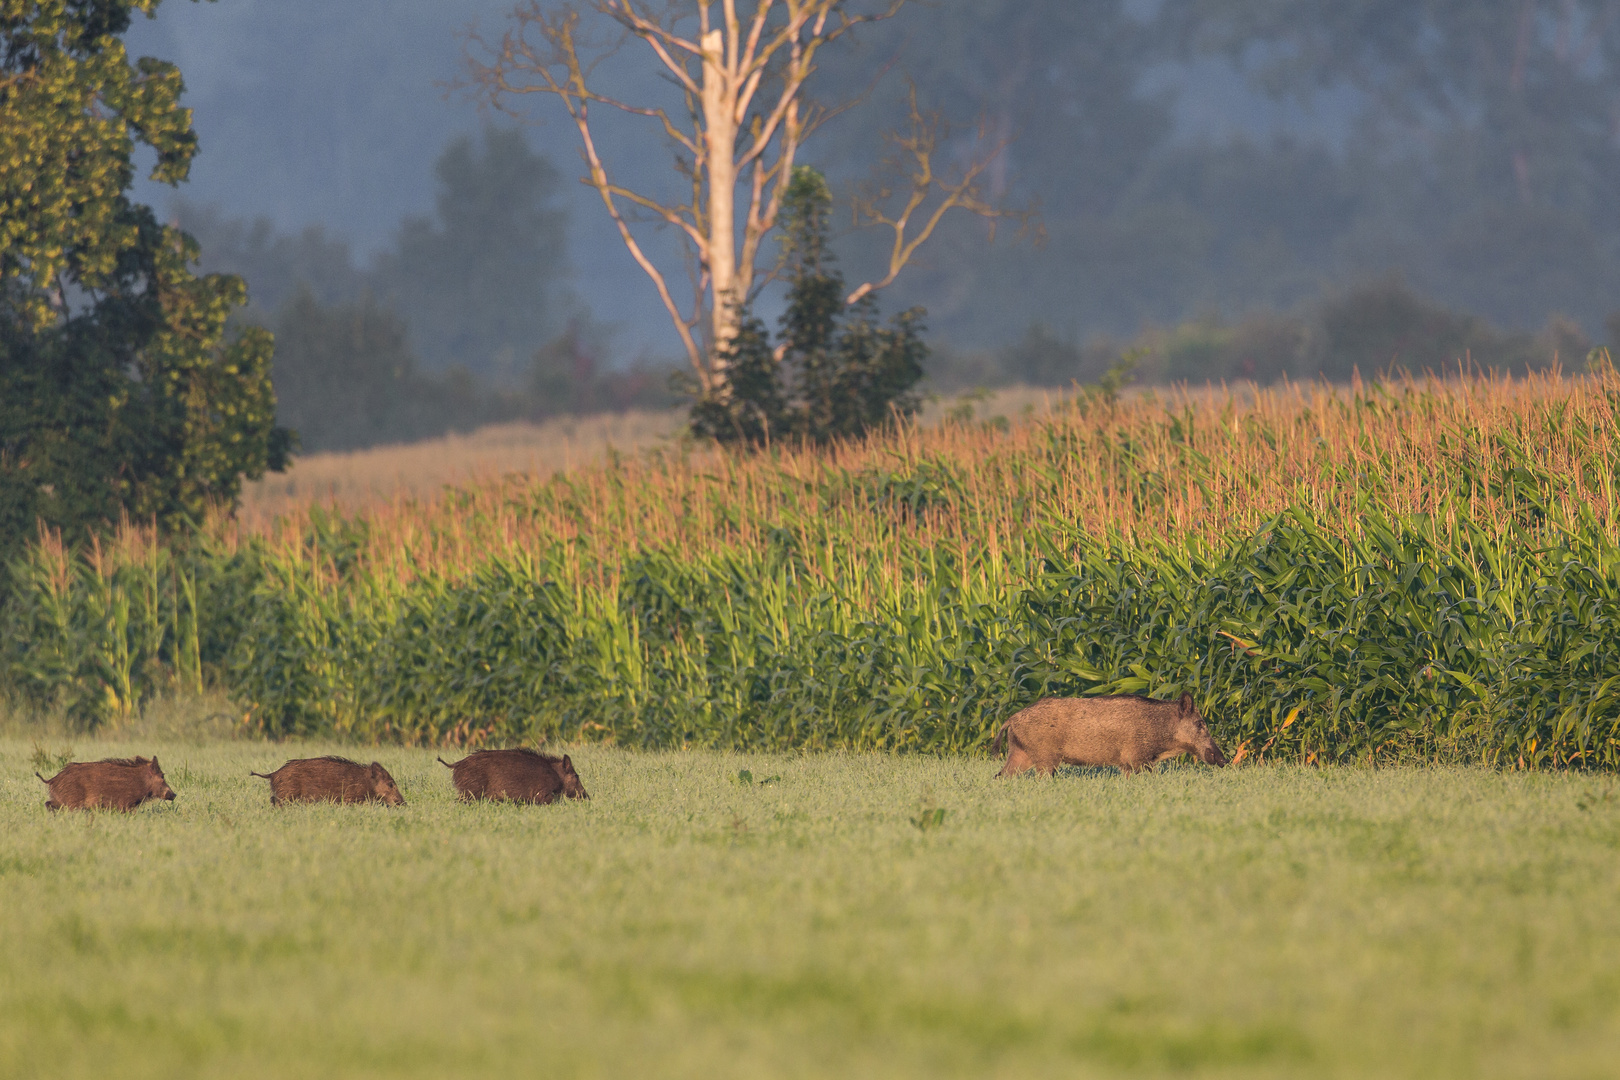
(248, 770, 273, 779)
(35, 771, 48, 785)
(436, 757, 454, 769)
(991, 720, 1013, 755)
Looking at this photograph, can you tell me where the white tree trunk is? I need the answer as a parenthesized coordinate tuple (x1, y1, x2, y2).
(475, 3, 1014, 394)
(701, 28, 739, 370)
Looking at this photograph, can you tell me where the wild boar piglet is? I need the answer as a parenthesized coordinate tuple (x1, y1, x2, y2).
(438, 748, 589, 804)
(251, 757, 405, 806)
(995, 693, 1227, 777)
(37, 756, 177, 811)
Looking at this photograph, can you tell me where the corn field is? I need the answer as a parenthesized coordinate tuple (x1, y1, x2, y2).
(7, 370, 1620, 766)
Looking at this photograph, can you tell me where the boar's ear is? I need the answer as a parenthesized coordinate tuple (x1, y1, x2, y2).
(1178, 694, 1193, 715)
(369, 762, 384, 775)
(148, 756, 161, 770)
(562, 754, 574, 772)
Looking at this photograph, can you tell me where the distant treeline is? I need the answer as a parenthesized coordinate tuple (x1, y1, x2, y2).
(821, 1, 1620, 352)
(930, 279, 1616, 394)
(189, 131, 1612, 451)
(182, 69, 1620, 451)
(181, 127, 676, 454)
(268, 298, 675, 453)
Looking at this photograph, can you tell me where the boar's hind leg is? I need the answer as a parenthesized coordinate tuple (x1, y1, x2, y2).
(996, 745, 1037, 777)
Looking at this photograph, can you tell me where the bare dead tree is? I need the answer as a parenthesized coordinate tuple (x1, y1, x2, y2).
(467, 1, 1024, 393)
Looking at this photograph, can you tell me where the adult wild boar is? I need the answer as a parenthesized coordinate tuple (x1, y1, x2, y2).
(251, 757, 405, 806)
(36, 756, 177, 811)
(437, 748, 589, 804)
(994, 694, 1227, 777)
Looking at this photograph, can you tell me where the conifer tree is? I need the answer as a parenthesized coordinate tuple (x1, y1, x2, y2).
(692, 167, 925, 447)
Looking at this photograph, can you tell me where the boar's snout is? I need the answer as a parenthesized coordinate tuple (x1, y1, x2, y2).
(560, 755, 590, 800)
(367, 762, 406, 806)
(1199, 739, 1228, 767)
(148, 764, 177, 800)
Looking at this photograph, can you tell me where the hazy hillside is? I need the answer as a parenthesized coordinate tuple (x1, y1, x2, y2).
(124, 2, 1620, 366)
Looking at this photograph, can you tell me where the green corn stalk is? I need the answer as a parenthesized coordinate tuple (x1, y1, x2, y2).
(8, 378, 1620, 764)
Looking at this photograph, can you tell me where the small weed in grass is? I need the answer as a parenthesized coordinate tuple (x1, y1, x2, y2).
(911, 807, 948, 831)
(29, 741, 72, 775)
(1576, 784, 1616, 812)
(911, 796, 949, 831)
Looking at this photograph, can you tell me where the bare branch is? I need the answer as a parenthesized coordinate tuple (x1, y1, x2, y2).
(467, 8, 709, 375)
(577, 101, 707, 375)
(845, 83, 1037, 306)
(600, 4, 704, 96)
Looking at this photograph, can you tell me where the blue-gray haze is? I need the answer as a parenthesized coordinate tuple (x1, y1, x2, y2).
(124, 1, 1620, 372)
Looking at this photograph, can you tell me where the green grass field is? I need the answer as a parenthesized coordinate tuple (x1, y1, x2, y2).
(2, 739, 1618, 1079)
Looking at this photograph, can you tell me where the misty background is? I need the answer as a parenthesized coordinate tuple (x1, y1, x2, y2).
(123, 0, 1620, 451)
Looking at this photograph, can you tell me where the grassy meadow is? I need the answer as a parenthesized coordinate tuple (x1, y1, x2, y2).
(2, 738, 1619, 1079)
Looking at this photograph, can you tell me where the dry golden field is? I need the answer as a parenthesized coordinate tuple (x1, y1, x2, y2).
(238, 408, 686, 521)
(227, 370, 1608, 578)
(237, 386, 1077, 522)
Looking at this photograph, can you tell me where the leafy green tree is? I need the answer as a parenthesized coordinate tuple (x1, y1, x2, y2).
(0, 0, 288, 554)
(689, 315, 789, 446)
(692, 168, 925, 447)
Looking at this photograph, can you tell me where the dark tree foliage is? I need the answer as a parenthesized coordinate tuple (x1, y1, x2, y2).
(370, 126, 574, 382)
(174, 201, 367, 319)
(692, 168, 925, 448)
(528, 319, 678, 419)
(689, 315, 789, 446)
(802, 0, 1620, 347)
(0, 0, 289, 555)
(268, 287, 486, 453)
(272, 290, 676, 453)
